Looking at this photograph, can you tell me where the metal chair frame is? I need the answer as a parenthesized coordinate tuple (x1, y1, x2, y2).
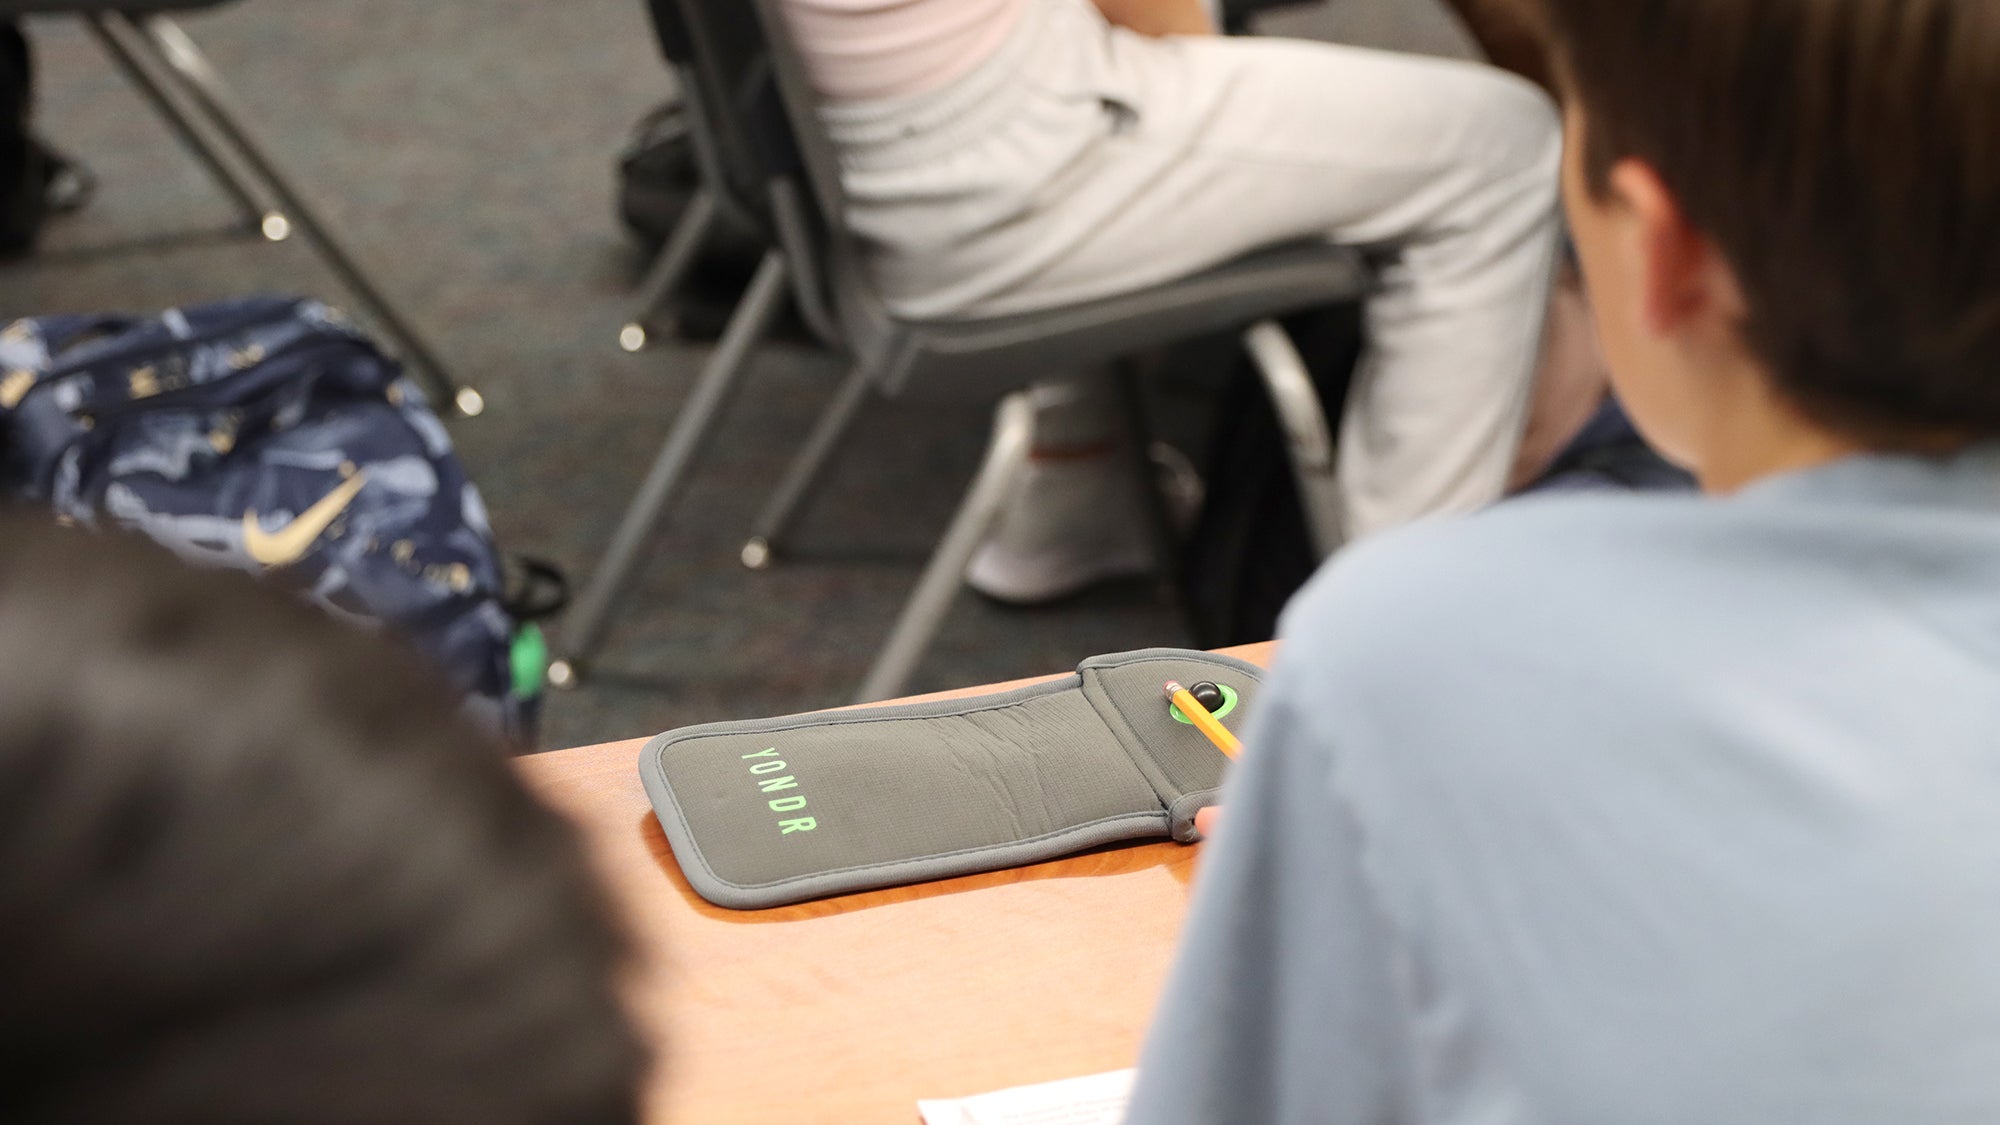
(2, 3, 480, 416)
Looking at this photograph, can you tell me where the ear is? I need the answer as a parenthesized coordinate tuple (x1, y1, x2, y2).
(1608, 160, 1741, 335)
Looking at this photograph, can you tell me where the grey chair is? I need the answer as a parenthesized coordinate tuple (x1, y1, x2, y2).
(551, 0, 1368, 700)
(0, 1, 481, 416)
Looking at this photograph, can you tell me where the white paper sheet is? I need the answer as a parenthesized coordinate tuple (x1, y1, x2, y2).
(917, 1068, 1135, 1125)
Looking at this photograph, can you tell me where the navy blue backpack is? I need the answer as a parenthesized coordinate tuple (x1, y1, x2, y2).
(0, 296, 557, 741)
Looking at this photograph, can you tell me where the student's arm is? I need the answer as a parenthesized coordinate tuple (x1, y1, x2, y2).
(1123, 677, 1408, 1123)
(1090, 0, 1216, 37)
(1438, 0, 1554, 92)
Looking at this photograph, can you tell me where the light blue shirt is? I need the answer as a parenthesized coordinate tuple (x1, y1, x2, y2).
(1127, 447, 2000, 1124)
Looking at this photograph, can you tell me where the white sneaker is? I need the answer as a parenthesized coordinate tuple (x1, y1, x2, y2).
(965, 450, 1161, 605)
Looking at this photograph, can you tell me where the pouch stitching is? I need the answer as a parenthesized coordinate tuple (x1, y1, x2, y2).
(642, 647, 1262, 896)
(650, 673, 1084, 748)
(647, 743, 1163, 893)
(1080, 654, 1261, 814)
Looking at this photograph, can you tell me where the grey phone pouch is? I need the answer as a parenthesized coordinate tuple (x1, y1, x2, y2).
(640, 648, 1261, 910)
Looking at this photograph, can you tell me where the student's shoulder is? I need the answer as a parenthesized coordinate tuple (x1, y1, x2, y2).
(1249, 495, 1726, 802)
(1280, 491, 1713, 672)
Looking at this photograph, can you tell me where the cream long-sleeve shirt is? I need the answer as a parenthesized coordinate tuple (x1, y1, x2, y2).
(777, 0, 1028, 101)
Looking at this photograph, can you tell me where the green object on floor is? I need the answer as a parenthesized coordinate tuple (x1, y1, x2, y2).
(511, 624, 548, 699)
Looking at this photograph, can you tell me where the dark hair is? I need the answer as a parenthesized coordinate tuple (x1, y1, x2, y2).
(0, 519, 644, 1123)
(1545, 0, 2000, 441)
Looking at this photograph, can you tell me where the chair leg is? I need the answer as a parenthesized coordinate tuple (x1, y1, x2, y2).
(855, 392, 1036, 704)
(126, 15, 479, 417)
(83, 14, 274, 235)
(740, 359, 874, 570)
(620, 191, 720, 352)
(1241, 319, 1345, 560)
(549, 251, 792, 686)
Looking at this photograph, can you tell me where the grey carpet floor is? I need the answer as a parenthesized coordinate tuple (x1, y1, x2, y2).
(0, 0, 1470, 751)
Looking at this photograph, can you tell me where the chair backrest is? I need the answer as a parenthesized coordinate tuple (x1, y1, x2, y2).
(645, 0, 866, 348)
(642, 0, 783, 232)
(738, 0, 858, 259)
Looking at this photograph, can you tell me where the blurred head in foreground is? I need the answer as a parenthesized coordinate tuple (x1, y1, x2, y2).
(0, 519, 644, 1124)
(1547, 0, 2000, 488)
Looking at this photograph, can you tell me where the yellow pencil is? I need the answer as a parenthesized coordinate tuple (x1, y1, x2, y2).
(1165, 679, 1242, 759)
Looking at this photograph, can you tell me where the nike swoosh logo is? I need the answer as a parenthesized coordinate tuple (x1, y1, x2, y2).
(242, 471, 368, 567)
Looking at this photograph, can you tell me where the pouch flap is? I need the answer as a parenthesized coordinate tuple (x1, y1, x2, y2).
(641, 648, 1262, 909)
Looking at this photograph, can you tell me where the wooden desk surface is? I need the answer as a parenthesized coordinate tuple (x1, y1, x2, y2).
(518, 643, 1275, 1124)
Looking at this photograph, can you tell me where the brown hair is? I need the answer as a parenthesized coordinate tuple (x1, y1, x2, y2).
(0, 520, 645, 1123)
(1544, 0, 2000, 440)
